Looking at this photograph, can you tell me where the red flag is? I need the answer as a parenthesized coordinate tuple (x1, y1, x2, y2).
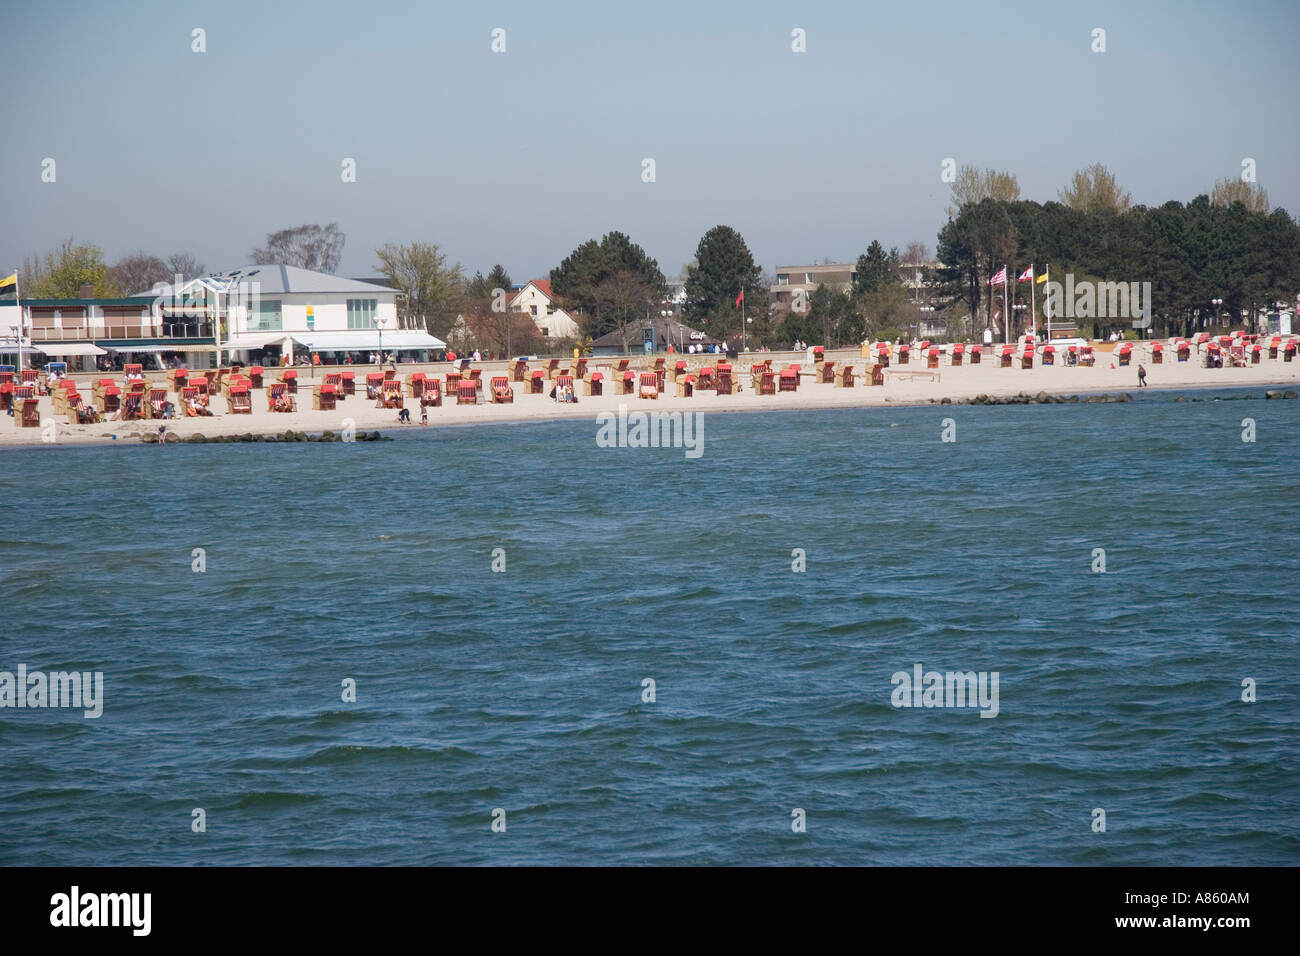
(734, 289, 744, 307)
(1016, 266, 1033, 282)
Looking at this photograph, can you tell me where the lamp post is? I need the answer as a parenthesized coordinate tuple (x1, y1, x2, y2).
(375, 314, 390, 368)
(1210, 298, 1222, 331)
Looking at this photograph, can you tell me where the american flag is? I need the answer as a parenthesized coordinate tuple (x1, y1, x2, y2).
(989, 267, 1007, 286)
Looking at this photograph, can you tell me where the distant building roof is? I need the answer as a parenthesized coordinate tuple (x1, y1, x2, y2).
(590, 314, 719, 351)
(130, 264, 397, 298)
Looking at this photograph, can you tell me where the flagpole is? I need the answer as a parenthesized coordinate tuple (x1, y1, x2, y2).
(1030, 264, 1037, 339)
(1045, 264, 1051, 341)
(1002, 264, 1008, 344)
(741, 284, 745, 351)
(14, 270, 23, 375)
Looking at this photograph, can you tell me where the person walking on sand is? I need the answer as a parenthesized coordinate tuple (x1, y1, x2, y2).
(1137, 364, 1147, 387)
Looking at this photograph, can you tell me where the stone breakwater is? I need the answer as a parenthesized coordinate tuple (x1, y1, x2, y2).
(140, 430, 391, 443)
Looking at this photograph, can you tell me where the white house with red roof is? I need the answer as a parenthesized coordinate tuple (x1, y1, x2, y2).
(510, 279, 580, 339)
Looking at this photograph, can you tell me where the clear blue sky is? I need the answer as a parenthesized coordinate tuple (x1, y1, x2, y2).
(2, 0, 1296, 282)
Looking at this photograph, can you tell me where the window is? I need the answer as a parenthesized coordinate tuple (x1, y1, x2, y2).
(806, 273, 814, 284)
(530, 305, 538, 316)
(540, 327, 549, 337)
(347, 299, 378, 329)
(250, 299, 282, 331)
(776, 274, 789, 285)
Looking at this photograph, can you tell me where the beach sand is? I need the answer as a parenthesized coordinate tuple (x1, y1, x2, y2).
(5, 345, 1298, 448)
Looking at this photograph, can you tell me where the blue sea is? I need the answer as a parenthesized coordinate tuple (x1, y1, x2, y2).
(1, 387, 1297, 865)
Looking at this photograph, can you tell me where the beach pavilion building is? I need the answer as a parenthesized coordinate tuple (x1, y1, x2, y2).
(134, 264, 444, 366)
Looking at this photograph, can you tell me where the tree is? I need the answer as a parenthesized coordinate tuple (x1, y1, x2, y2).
(108, 252, 171, 295)
(590, 270, 660, 348)
(1209, 179, 1270, 214)
(947, 165, 1020, 217)
(165, 252, 206, 282)
(550, 231, 667, 338)
(21, 239, 120, 298)
(467, 264, 513, 299)
(684, 225, 764, 337)
(853, 240, 894, 295)
(252, 223, 346, 272)
(902, 241, 930, 265)
(374, 241, 465, 336)
(1059, 163, 1132, 213)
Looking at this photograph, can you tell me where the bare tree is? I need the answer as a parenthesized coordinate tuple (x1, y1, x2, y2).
(903, 241, 930, 266)
(1209, 178, 1270, 213)
(165, 252, 206, 282)
(948, 166, 1020, 217)
(374, 241, 464, 336)
(109, 252, 171, 295)
(252, 223, 346, 273)
(1059, 163, 1132, 213)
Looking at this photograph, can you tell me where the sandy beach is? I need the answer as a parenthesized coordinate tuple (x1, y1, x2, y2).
(5, 344, 1299, 447)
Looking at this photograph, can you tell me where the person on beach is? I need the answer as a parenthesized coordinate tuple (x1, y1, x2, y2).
(1138, 364, 1147, 387)
(420, 407, 428, 425)
(398, 407, 411, 423)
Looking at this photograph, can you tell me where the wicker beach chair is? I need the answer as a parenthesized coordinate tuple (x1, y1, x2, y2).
(268, 382, 296, 412)
(638, 372, 659, 399)
(529, 369, 545, 394)
(779, 366, 799, 391)
(697, 366, 715, 390)
(757, 369, 776, 395)
(18, 398, 40, 427)
(951, 345, 964, 366)
(313, 384, 338, 410)
(819, 361, 836, 384)
(456, 380, 478, 405)
(229, 385, 252, 414)
(585, 372, 604, 396)
(491, 376, 514, 403)
(835, 365, 855, 387)
(379, 380, 403, 408)
(512, 359, 529, 382)
(421, 378, 443, 407)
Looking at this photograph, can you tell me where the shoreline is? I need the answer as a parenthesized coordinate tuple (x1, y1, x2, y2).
(6, 362, 1298, 448)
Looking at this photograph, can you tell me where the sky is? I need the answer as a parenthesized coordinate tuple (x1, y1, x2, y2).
(1, 0, 1297, 283)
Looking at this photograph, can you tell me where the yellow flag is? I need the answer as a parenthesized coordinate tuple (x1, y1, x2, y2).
(0, 273, 16, 289)
(1035, 272, 1047, 284)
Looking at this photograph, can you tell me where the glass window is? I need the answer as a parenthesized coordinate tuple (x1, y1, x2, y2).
(347, 299, 378, 329)
(250, 299, 282, 331)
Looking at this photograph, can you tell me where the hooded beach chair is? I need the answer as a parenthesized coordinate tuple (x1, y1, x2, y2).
(99, 384, 122, 415)
(835, 365, 855, 387)
(780, 365, 801, 391)
(612, 359, 630, 381)
(146, 387, 171, 419)
(675, 374, 696, 397)
(405, 372, 424, 398)
(970, 344, 982, 364)
(951, 344, 965, 366)
(281, 369, 298, 393)
(380, 380, 403, 408)
(716, 363, 734, 394)
(340, 371, 355, 395)
(491, 376, 514, 403)
(1041, 344, 1055, 365)
(927, 348, 940, 369)
(697, 366, 715, 390)
(1000, 346, 1014, 368)
(616, 369, 635, 395)
(819, 360, 836, 384)
(575, 358, 589, 380)
(326, 372, 345, 397)
(246, 365, 264, 388)
(313, 383, 338, 410)
(19, 398, 40, 427)
(366, 372, 385, 399)
(1117, 343, 1132, 366)
(756, 368, 776, 395)
(1021, 347, 1034, 369)
(812, 346, 825, 365)
(512, 359, 529, 382)
(671, 360, 688, 383)
(421, 378, 443, 407)
(229, 384, 252, 414)
(585, 372, 604, 396)
(898, 344, 911, 365)
(456, 380, 478, 405)
(638, 372, 659, 399)
(876, 344, 891, 367)
(529, 368, 545, 394)
(545, 359, 561, 380)
(268, 382, 295, 412)
(1151, 342, 1163, 364)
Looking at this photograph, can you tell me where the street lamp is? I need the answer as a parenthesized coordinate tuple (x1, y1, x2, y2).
(375, 314, 390, 367)
(1210, 298, 1222, 331)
